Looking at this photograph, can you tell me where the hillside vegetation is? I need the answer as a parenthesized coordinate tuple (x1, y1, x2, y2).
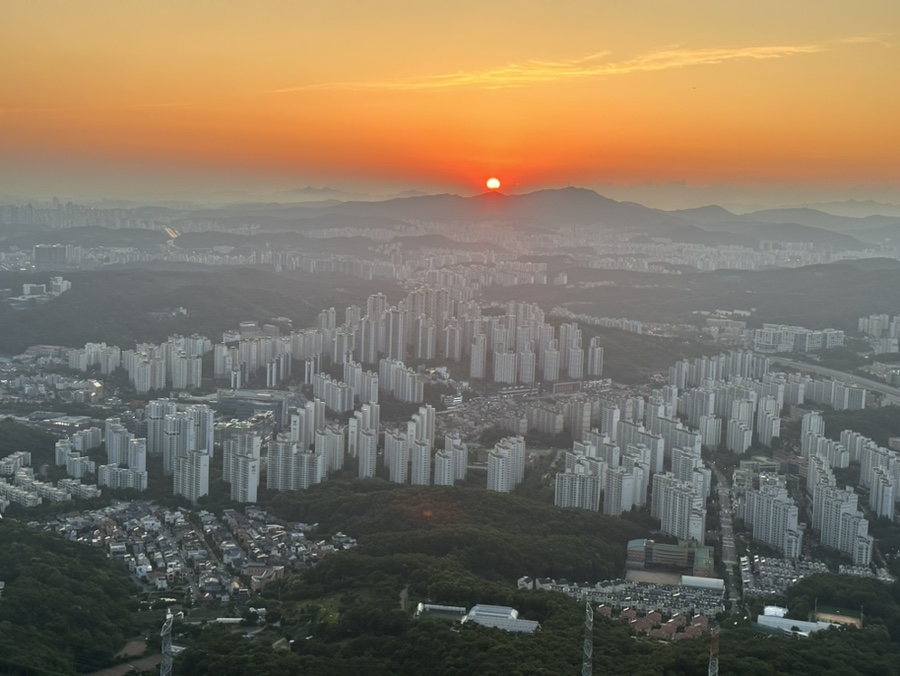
(269, 482, 642, 581)
(178, 484, 900, 675)
(0, 267, 402, 354)
(0, 521, 139, 675)
(487, 262, 900, 331)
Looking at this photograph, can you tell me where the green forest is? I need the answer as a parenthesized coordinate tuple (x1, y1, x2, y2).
(177, 600, 900, 675)
(178, 484, 900, 675)
(0, 521, 139, 675)
(0, 419, 57, 466)
(4, 480, 900, 674)
(0, 267, 402, 355)
(824, 406, 900, 448)
(267, 482, 641, 582)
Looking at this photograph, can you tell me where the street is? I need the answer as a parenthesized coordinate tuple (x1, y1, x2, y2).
(713, 464, 739, 609)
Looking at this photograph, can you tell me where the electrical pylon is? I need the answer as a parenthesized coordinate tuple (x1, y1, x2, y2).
(582, 599, 593, 676)
(160, 611, 174, 676)
(708, 625, 719, 676)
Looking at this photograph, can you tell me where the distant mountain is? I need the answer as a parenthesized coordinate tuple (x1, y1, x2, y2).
(278, 186, 364, 201)
(487, 258, 900, 332)
(828, 257, 900, 272)
(0, 225, 169, 250)
(851, 223, 900, 244)
(663, 205, 887, 250)
(745, 207, 896, 230)
(314, 187, 755, 245)
(797, 200, 900, 218)
(4, 187, 897, 250)
(693, 219, 866, 251)
(276, 186, 432, 203)
(669, 204, 738, 224)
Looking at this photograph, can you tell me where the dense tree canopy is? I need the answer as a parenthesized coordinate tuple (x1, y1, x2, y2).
(268, 483, 642, 582)
(0, 419, 58, 467)
(0, 520, 138, 674)
(177, 485, 900, 675)
(824, 406, 900, 448)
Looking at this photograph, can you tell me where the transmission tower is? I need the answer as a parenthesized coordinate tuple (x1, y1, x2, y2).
(582, 599, 593, 676)
(160, 611, 174, 676)
(707, 625, 719, 676)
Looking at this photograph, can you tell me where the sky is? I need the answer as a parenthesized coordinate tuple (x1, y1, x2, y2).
(2, 1, 899, 208)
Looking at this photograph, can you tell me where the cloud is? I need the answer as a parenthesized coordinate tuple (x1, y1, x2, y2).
(835, 35, 893, 48)
(271, 37, 885, 93)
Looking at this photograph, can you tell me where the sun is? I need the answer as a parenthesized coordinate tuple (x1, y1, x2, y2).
(486, 177, 501, 190)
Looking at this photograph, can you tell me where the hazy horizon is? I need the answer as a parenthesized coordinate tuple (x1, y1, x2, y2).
(3, 180, 900, 218)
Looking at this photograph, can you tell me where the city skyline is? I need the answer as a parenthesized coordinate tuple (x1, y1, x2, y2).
(2, 1, 899, 208)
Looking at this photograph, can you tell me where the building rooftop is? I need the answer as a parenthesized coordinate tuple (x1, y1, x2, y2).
(463, 604, 540, 633)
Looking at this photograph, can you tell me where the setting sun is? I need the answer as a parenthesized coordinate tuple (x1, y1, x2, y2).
(486, 177, 501, 190)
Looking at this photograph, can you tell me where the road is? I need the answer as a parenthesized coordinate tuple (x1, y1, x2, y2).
(712, 464, 739, 609)
(770, 357, 900, 404)
(86, 655, 161, 676)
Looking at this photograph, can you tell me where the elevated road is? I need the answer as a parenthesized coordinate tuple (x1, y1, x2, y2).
(770, 357, 900, 405)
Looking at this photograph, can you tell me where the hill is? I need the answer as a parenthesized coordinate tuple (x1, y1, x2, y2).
(695, 220, 865, 251)
(268, 483, 642, 582)
(0, 520, 139, 675)
(573, 325, 720, 384)
(182, 483, 647, 674)
(174, 483, 900, 675)
(6, 188, 898, 250)
(486, 261, 900, 331)
(0, 267, 403, 354)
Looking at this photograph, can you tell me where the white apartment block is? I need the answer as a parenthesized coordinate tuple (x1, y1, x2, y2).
(870, 467, 895, 520)
(410, 439, 432, 486)
(726, 418, 752, 454)
(487, 436, 526, 493)
(385, 430, 409, 484)
(231, 453, 260, 504)
(357, 429, 378, 479)
(433, 450, 455, 486)
(555, 470, 603, 512)
(741, 477, 803, 559)
(651, 472, 706, 544)
(98, 464, 148, 492)
(173, 451, 209, 503)
(603, 466, 637, 516)
(267, 439, 327, 491)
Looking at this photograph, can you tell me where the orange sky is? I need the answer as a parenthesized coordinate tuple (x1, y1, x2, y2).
(1, 1, 899, 205)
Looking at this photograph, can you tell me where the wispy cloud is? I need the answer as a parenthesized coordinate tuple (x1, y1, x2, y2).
(271, 36, 886, 93)
(835, 35, 893, 48)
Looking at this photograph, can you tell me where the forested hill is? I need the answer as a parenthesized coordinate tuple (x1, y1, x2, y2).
(177, 483, 900, 675)
(268, 482, 643, 582)
(0, 267, 403, 354)
(5, 482, 900, 674)
(182, 483, 649, 674)
(0, 520, 138, 675)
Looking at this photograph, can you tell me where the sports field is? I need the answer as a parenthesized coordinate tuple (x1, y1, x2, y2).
(815, 607, 862, 629)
